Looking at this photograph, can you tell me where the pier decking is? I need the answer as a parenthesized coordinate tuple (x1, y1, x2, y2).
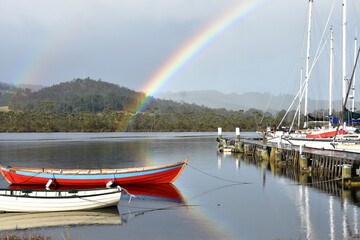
(217, 128, 360, 188)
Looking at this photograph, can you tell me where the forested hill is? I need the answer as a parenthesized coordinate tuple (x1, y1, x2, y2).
(1, 78, 272, 132)
(7, 78, 146, 113)
(5, 78, 232, 115)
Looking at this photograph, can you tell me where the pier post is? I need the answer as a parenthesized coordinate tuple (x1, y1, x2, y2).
(342, 164, 352, 186)
(269, 147, 276, 163)
(218, 127, 222, 139)
(299, 155, 309, 172)
(236, 127, 240, 141)
(260, 147, 269, 162)
(274, 149, 282, 163)
(244, 144, 252, 156)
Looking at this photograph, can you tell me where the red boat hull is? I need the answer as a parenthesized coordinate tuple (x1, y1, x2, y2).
(0, 160, 187, 186)
(9, 183, 185, 203)
(306, 129, 346, 138)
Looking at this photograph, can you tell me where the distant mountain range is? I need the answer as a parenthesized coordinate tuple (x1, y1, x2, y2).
(157, 90, 346, 113)
(0, 81, 350, 113)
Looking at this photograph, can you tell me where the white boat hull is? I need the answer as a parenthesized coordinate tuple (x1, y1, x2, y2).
(268, 136, 360, 153)
(0, 187, 122, 213)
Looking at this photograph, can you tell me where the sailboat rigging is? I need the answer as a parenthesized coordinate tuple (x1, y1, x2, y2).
(267, 0, 360, 153)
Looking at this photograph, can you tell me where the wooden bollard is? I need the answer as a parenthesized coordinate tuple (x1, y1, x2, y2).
(234, 142, 244, 153)
(244, 144, 251, 156)
(261, 148, 269, 161)
(274, 149, 282, 163)
(299, 155, 308, 171)
(342, 164, 352, 185)
(341, 164, 351, 188)
(269, 147, 276, 163)
(299, 173, 310, 185)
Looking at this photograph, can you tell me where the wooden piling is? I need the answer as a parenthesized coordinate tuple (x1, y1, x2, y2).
(342, 164, 352, 186)
(217, 133, 360, 186)
(261, 148, 269, 162)
(299, 155, 309, 172)
(275, 149, 282, 163)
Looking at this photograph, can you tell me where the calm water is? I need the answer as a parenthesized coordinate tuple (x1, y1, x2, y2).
(0, 132, 359, 240)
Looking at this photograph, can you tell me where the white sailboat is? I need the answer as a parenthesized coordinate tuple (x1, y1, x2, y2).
(268, 0, 360, 153)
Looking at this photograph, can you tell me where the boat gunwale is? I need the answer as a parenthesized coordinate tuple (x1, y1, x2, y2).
(0, 187, 122, 199)
(1, 160, 187, 175)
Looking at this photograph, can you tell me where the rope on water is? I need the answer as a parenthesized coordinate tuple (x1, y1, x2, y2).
(186, 163, 253, 185)
(285, 177, 341, 186)
(121, 186, 136, 203)
(187, 163, 341, 187)
(119, 204, 198, 223)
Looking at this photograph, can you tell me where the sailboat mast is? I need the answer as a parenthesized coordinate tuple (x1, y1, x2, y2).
(342, 0, 347, 109)
(329, 26, 334, 127)
(304, 0, 313, 129)
(298, 68, 303, 128)
(351, 35, 357, 112)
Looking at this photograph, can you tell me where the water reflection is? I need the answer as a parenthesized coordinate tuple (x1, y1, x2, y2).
(1, 184, 186, 231)
(217, 151, 360, 239)
(0, 207, 121, 231)
(122, 184, 185, 203)
(329, 196, 335, 240)
(119, 184, 187, 225)
(2, 133, 360, 239)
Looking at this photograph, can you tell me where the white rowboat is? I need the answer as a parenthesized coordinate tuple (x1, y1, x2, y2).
(0, 186, 122, 213)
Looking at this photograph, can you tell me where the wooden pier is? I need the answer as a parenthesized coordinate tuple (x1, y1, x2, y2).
(217, 128, 360, 188)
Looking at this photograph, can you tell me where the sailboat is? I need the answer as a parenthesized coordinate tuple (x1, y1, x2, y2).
(267, 0, 360, 153)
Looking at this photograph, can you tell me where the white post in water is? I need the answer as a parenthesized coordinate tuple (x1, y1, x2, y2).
(218, 127, 222, 138)
(236, 127, 240, 140)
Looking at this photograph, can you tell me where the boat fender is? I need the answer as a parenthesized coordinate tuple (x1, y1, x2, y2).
(106, 180, 114, 188)
(45, 178, 54, 189)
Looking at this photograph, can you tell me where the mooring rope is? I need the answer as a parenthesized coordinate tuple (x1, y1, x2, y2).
(187, 162, 341, 187)
(119, 204, 198, 224)
(285, 177, 341, 186)
(186, 163, 253, 185)
(121, 186, 136, 203)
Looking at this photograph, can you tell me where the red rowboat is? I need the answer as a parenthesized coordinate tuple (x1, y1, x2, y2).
(0, 160, 187, 187)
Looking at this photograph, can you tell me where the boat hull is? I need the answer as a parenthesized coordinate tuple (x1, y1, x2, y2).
(0, 160, 187, 186)
(306, 129, 346, 138)
(0, 187, 121, 212)
(268, 137, 360, 153)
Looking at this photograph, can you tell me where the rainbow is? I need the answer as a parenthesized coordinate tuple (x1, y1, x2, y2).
(133, 0, 268, 112)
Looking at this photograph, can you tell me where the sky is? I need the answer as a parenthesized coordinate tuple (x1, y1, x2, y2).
(0, 0, 360, 101)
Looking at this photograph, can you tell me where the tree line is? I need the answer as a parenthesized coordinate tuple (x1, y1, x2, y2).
(0, 107, 283, 132)
(0, 78, 336, 132)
